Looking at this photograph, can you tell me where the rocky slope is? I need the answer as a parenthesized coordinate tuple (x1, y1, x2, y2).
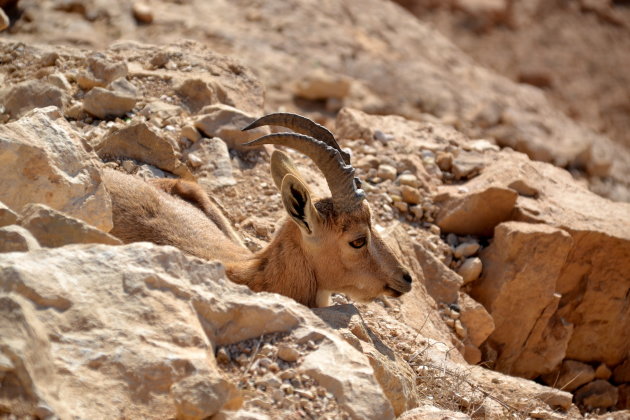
(0, 1, 629, 419)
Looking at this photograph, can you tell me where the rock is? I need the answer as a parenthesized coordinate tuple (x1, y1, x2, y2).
(171, 373, 240, 420)
(453, 241, 480, 259)
(400, 185, 421, 205)
(412, 238, 463, 304)
(19, 203, 121, 248)
(613, 359, 630, 384)
(276, 345, 299, 363)
(313, 304, 414, 417)
(1, 80, 68, 119)
(541, 360, 596, 392)
(398, 173, 421, 188)
(77, 56, 128, 90)
(435, 186, 518, 236)
(574, 380, 619, 409)
(458, 292, 494, 348)
(595, 363, 612, 380)
(617, 384, 630, 410)
(377, 164, 397, 181)
(95, 122, 192, 179)
(0, 107, 113, 231)
(132, 2, 153, 24)
(0, 225, 40, 252)
(46, 73, 72, 91)
(457, 257, 483, 284)
(175, 78, 219, 113)
(0, 201, 18, 227)
(194, 104, 269, 150)
(471, 222, 574, 378)
(83, 78, 138, 119)
(398, 404, 471, 420)
(293, 69, 352, 100)
(185, 137, 236, 187)
(451, 154, 486, 180)
(0, 7, 8, 31)
(181, 125, 201, 142)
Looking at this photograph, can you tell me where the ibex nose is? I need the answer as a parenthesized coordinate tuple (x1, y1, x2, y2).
(402, 271, 412, 284)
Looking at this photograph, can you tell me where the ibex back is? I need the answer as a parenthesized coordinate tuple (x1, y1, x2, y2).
(104, 113, 412, 307)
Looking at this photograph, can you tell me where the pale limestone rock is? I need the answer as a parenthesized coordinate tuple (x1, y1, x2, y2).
(0, 243, 391, 419)
(400, 185, 421, 205)
(1, 80, 68, 119)
(413, 238, 463, 304)
(398, 404, 471, 420)
(293, 69, 352, 100)
(457, 257, 483, 284)
(398, 173, 422, 188)
(0, 107, 113, 231)
(276, 345, 300, 363)
(472, 222, 574, 378)
(595, 363, 612, 380)
(574, 380, 618, 409)
(458, 292, 494, 348)
(314, 304, 418, 416)
(184, 137, 235, 187)
(132, 1, 154, 24)
(541, 360, 596, 392)
(377, 164, 397, 181)
(77, 56, 128, 90)
(0, 201, 18, 227)
(195, 104, 269, 150)
(0, 225, 41, 252)
(19, 203, 121, 248)
(83, 78, 138, 119)
(95, 122, 192, 179)
(453, 241, 480, 259)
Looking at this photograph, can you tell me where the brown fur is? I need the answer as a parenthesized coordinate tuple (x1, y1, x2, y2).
(103, 161, 412, 308)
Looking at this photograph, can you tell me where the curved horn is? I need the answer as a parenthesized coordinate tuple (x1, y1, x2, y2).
(242, 113, 352, 165)
(243, 133, 365, 212)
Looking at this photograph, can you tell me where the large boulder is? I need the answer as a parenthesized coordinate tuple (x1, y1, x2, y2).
(0, 243, 393, 419)
(0, 107, 112, 231)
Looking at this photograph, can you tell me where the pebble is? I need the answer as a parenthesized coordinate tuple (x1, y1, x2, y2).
(0, 8, 9, 32)
(280, 383, 294, 395)
(436, 151, 453, 171)
(373, 130, 394, 143)
(181, 124, 201, 142)
(454, 320, 466, 338)
(398, 173, 422, 188)
(393, 201, 408, 213)
(277, 345, 300, 362)
(453, 241, 480, 259)
(595, 363, 612, 380)
(216, 347, 231, 364)
(400, 185, 421, 204)
(377, 164, 397, 181)
(409, 205, 423, 220)
(280, 369, 297, 380)
(457, 257, 483, 284)
(132, 2, 154, 24)
(446, 233, 459, 247)
(296, 389, 316, 400)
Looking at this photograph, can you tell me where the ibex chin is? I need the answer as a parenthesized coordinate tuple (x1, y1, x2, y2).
(104, 113, 412, 307)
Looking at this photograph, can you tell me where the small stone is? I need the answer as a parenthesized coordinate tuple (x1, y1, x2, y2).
(436, 151, 453, 171)
(409, 206, 423, 220)
(272, 389, 284, 402)
(83, 80, 138, 119)
(373, 130, 394, 143)
(132, 2, 154, 24)
(280, 383, 294, 395)
(0, 202, 18, 227)
(393, 201, 408, 213)
(277, 345, 300, 363)
(258, 357, 272, 368)
(400, 185, 422, 205)
(453, 241, 480, 259)
(216, 347, 230, 364)
(398, 173, 421, 188)
(454, 320, 466, 338)
(280, 369, 297, 380)
(595, 363, 612, 380)
(457, 257, 483, 284)
(575, 380, 618, 409)
(0, 8, 9, 32)
(446, 233, 459, 247)
(181, 124, 201, 142)
(377, 164, 397, 181)
(295, 389, 315, 400)
(355, 155, 379, 170)
(122, 160, 136, 173)
(0, 225, 41, 252)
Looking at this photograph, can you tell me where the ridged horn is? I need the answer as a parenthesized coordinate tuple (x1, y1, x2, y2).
(243, 132, 365, 212)
(242, 112, 352, 165)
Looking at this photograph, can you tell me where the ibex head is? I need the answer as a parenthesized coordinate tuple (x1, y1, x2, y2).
(243, 113, 413, 305)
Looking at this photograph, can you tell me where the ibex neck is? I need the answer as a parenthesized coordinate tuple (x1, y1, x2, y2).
(225, 221, 318, 307)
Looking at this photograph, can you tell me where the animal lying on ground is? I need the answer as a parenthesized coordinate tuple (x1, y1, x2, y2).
(104, 113, 412, 307)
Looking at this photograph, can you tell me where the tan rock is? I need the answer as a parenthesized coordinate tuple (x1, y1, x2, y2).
(457, 257, 483, 284)
(453, 241, 480, 259)
(0, 201, 18, 227)
(0, 7, 8, 32)
(376, 164, 397, 181)
(95, 122, 192, 179)
(19, 203, 121, 248)
(0, 225, 40, 252)
(1, 80, 68, 119)
(458, 292, 494, 348)
(398, 173, 422, 188)
(613, 359, 630, 384)
(595, 363, 612, 380)
(617, 384, 630, 410)
(194, 104, 269, 150)
(541, 360, 596, 392)
(400, 185, 421, 205)
(0, 242, 392, 419)
(398, 405, 471, 420)
(185, 137, 236, 187)
(83, 78, 138, 119)
(77, 56, 128, 90)
(132, 1, 154, 24)
(276, 344, 299, 363)
(412, 238, 463, 304)
(575, 380, 618, 409)
(435, 186, 518, 236)
(0, 107, 113, 231)
(313, 304, 415, 417)
(293, 69, 352, 100)
(471, 222, 574, 378)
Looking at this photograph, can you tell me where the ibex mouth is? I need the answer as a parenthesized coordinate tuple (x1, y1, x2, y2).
(385, 285, 405, 297)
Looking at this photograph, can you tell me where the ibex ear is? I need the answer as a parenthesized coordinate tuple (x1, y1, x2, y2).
(270, 150, 301, 190)
(280, 174, 321, 236)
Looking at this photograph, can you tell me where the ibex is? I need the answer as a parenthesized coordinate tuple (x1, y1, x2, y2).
(104, 113, 412, 307)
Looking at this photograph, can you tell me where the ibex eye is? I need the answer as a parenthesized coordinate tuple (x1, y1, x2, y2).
(349, 237, 367, 249)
